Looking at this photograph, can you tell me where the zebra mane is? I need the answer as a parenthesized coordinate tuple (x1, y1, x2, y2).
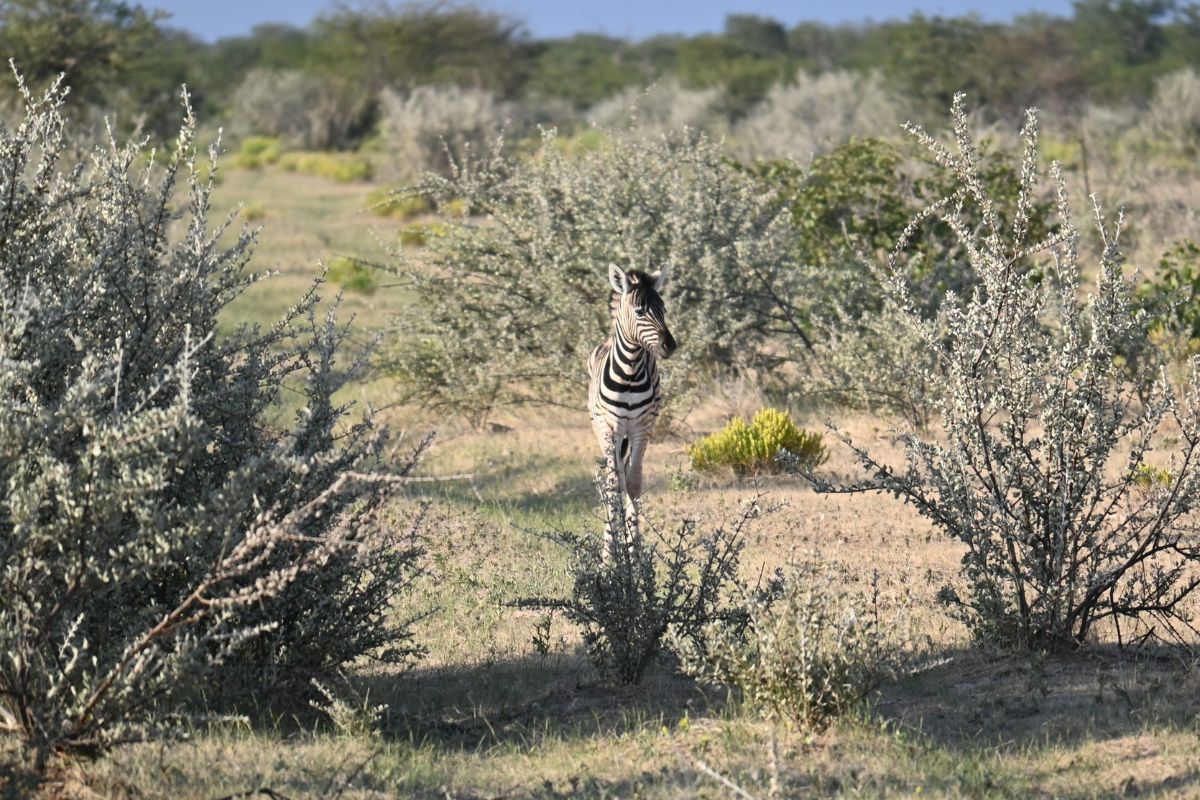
(609, 270, 662, 318)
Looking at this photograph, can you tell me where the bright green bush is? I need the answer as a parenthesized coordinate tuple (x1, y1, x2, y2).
(232, 135, 282, 169)
(279, 151, 373, 182)
(326, 256, 380, 294)
(689, 409, 826, 475)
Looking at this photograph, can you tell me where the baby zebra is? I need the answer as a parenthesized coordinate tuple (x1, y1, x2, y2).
(587, 263, 677, 519)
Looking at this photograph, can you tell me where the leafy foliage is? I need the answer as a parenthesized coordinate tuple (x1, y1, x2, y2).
(0, 76, 422, 763)
(1138, 239, 1200, 339)
(689, 409, 826, 476)
(814, 96, 1200, 650)
(230, 135, 282, 169)
(742, 136, 1054, 424)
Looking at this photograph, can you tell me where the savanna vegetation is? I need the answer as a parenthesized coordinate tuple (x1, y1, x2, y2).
(6, 1, 1200, 798)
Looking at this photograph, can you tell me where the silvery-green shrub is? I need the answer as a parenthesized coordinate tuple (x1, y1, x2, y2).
(585, 79, 726, 136)
(733, 70, 901, 163)
(1131, 68, 1200, 157)
(674, 562, 902, 730)
(521, 485, 761, 685)
(377, 84, 512, 180)
(230, 68, 371, 150)
(0, 75, 421, 763)
(387, 127, 801, 424)
(812, 96, 1200, 650)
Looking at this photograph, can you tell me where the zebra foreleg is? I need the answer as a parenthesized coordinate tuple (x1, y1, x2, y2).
(623, 435, 649, 547)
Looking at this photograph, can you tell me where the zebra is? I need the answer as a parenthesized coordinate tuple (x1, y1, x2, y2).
(587, 263, 677, 522)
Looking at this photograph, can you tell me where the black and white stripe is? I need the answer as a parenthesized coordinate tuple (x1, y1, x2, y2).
(588, 263, 677, 508)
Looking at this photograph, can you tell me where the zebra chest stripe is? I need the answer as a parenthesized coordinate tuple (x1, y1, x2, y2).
(602, 368, 653, 396)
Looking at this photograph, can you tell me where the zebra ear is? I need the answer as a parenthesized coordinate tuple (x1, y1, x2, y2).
(652, 264, 671, 292)
(608, 263, 628, 294)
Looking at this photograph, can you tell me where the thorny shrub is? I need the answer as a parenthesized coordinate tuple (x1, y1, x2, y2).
(743, 137, 1054, 426)
(520, 486, 767, 685)
(674, 562, 907, 730)
(0, 75, 423, 765)
(229, 68, 371, 151)
(585, 79, 725, 137)
(386, 127, 802, 425)
(377, 84, 512, 180)
(810, 95, 1200, 650)
(733, 70, 901, 163)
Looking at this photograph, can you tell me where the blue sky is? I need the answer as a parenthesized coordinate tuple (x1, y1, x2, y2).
(153, 1, 1078, 42)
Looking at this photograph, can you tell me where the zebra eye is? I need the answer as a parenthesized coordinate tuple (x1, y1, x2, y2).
(633, 308, 646, 318)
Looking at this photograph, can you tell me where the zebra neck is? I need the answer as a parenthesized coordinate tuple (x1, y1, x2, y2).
(612, 327, 651, 374)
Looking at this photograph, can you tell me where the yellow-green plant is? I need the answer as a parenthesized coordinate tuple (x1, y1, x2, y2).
(399, 222, 446, 248)
(243, 201, 267, 220)
(366, 187, 430, 219)
(689, 409, 826, 475)
(232, 135, 282, 169)
(326, 256, 379, 295)
(279, 151, 373, 182)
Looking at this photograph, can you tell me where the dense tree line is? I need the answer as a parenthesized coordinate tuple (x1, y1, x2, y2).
(3, 0, 1200, 142)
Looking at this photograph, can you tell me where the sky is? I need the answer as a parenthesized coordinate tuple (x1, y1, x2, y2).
(152, 0, 1079, 42)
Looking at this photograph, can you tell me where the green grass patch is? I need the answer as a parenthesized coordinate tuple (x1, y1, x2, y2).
(366, 187, 431, 219)
(279, 151, 373, 183)
(326, 256, 379, 295)
(242, 201, 267, 221)
(231, 136, 283, 170)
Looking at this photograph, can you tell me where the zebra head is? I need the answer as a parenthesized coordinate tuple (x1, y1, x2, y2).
(608, 263, 677, 359)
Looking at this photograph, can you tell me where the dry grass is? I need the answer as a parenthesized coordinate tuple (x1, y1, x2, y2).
(8, 166, 1200, 799)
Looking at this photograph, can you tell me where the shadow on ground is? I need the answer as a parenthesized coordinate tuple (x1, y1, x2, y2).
(361, 652, 723, 751)
(420, 454, 598, 523)
(879, 645, 1200, 751)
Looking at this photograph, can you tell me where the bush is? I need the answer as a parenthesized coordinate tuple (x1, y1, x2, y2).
(243, 201, 267, 221)
(387, 128, 802, 424)
(228, 68, 371, 151)
(674, 562, 903, 730)
(1131, 68, 1200, 157)
(366, 187, 431, 219)
(326, 256, 380, 295)
(232, 136, 283, 169)
(398, 222, 446, 248)
(585, 79, 726, 136)
(1138, 240, 1200, 339)
(521, 487, 764, 685)
(279, 151, 373, 182)
(814, 95, 1200, 650)
(733, 70, 901, 162)
(0, 78, 422, 764)
(377, 84, 511, 180)
(689, 409, 826, 476)
(743, 137, 1054, 425)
